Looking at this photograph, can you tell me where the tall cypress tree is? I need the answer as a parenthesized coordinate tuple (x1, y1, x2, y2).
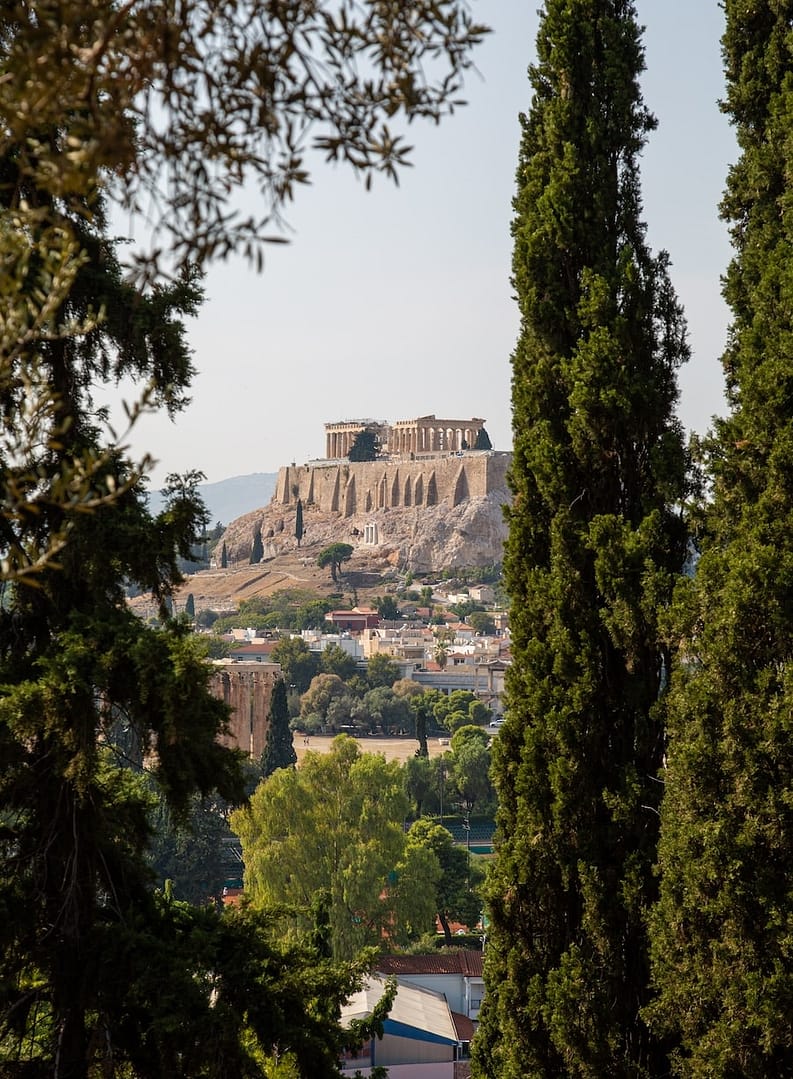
(261, 678, 297, 777)
(472, 2, 688, 1075)
(648, 5, 793, 1072)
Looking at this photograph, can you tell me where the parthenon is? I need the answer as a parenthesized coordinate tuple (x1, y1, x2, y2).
(324, 415, 487, 460)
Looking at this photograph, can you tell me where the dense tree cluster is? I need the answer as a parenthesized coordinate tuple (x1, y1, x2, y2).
(647, 3, 793, 1072)
(0, 0, 486, 1072)
(474, 2, 793, 1077)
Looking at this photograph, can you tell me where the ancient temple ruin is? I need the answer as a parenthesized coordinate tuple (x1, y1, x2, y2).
(324, 415, 487, 460)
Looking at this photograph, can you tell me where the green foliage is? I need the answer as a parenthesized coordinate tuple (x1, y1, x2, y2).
(0, 0, 486, 1068)
(361, 686, 412, 735)
(272, 636, 319, 693)
(647, 6, 793, 1072)
(320, 642, 358, 681)
(433, 690, 483, 733)
(146, 788, 235, 905)
(348, 428, 381, 462)
(221, 541, 228, 568)
(317, 542, 354, 583)
(233, 737, 437, 959)
(295, 598, 333, 631)
(474, 427, 492, 450)
(300, 673, 347, 725)
(468, 610, 497, 636)
(184, 592, 196, 619)
(402, 754, 440, 818)
(406, 819, 484, 944)
(473, 3, 689, 1076)
(449, 598, 483, 622)
(450, 724, 490, 756)
(366, 652, 401, 689)
(374, 594, 401, 621)
(261, 679, 298, 777)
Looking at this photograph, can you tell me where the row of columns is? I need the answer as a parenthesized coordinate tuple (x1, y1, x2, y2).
(388, 420, 484, 455)
(324, 417, 486, 459)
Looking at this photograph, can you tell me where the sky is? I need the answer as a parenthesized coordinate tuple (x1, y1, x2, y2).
(120, 2, 737, 488)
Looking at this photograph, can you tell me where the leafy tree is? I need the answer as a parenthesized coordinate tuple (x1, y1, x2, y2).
(317, 542, 354, 583)
(0, 471, 250, 1076)
(402, 754, 439, 818)
(348, 428, 381, 462)
(433, 690, 485, 734)
(366, 653, 401, 689)
(320, 642, 358, 681)
(362, 686, 412, 736)
(419, 585, 435, 607)
(250, 525, 264, 564)
(2, 1, 486, 286)
(474, 427, 493, 450)
(204, 637, 232, 660)
(468, 610, 497, 636)
(449, 598, 482, 622)
(220, 541, 228, 569)
(261, 679, 298, 777)
(295, 499, 304, 548)
(233, 736, 437, 959)
(450, 739, 493, 817)
(406, 820, 484, 945)
(451, 725, 491, 756)
(409, 688, 447, 757)
(0, 1, 486, 1068)
(272, 636, 319, 693)
(184, 592, 196, 620)
(473, 3, 689, 1076)
(295, 598, 333, 632)
(392, 677, 424, 701)
(374, 594, 401, 621)
(196, 608, 219, 629)
(648, 5, 793, 1072)
(147, 789, 235, 906)
(299, 673, 347, 725)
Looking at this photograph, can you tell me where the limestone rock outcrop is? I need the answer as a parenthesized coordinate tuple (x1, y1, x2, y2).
(220, 451, 511, 575)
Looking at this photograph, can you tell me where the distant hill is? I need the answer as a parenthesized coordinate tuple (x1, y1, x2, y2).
(147, 472, 277, 526)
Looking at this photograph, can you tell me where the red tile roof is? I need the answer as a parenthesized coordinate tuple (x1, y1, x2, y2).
(377, 950, 483, 978)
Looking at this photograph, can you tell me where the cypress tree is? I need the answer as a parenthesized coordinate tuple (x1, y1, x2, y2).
(472, 2, 688, 1075)
(648, 5, 793, 1072)
(250, 525, 264, 564)
(261, 678, 297, 777)
(295, 498, 304, 548)
(221, 540, 228, 568)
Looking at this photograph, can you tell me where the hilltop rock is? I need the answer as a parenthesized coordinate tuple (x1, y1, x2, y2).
(221, 482, 510, 576)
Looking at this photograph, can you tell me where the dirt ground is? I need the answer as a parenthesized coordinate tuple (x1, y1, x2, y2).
(292, 733, 450, 766)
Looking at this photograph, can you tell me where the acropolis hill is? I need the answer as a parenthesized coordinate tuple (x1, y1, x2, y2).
(220, 415, 511, 575)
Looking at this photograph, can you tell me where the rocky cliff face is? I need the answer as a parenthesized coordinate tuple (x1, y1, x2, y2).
(221, 467, 511, 575)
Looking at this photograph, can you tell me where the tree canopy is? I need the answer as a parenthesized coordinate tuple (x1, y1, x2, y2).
(647, 4, 793, 1071)
(232, 736, 439, 959)
(473, 2, 688, 1075)
(0, 2, 487, 1071)
(317, 543, 354, 582)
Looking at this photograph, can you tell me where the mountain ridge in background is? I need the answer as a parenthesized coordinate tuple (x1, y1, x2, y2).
(147, 472, 278, 526)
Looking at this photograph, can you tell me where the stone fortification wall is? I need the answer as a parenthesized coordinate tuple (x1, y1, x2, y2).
(275, 451, 509, 518)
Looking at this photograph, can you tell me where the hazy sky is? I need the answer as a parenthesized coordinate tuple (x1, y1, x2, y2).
(122, 2, 736, 488)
